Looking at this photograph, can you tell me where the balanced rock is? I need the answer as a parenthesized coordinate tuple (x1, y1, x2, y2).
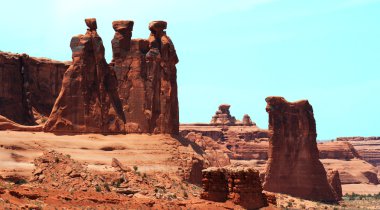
(263, 96, 338, 202)
(201, 167, 268, 209)
(210, 104, 236, 125)
(110, 20, 179, 134)
(44, 18, 126, 133)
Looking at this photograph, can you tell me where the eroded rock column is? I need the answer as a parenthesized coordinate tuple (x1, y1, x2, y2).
(263, 96, 339, 202)
(44, 18, 126, 133)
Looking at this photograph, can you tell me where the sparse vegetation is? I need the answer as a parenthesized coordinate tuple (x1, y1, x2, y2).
(133, 166, 138, 171)
(343, 192, 380, 200)
(95, 184, 101, 192)
(104, 183, 110, 192)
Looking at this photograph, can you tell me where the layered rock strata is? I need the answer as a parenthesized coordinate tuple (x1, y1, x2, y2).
(201, 167, 268, 209)
(44, 18, 126, 133)
(263, 96, 339, 202)
(110, 20, 179, 134)
(337, 137, 380, 168)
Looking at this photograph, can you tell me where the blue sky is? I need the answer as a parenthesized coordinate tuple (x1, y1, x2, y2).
(1, 0, 379, 139)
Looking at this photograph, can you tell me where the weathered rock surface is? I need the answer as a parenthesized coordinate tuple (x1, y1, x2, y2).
(201, 167, 268, 209)
(327, 169, 343, 200)
(321, 158, 379, 184)
(242, 114, 254, 126)
(44, 18, 126, 133)
(0, 115, 42, 131)
(0, 52, 69, 125)
(185, 132, 231, 167)
(263, 96, 338, 202)
(337, 137, 380, 169)
(111, 20, 179, 134)
(318, 141, 361, 160)
(210, 104, 236, 125)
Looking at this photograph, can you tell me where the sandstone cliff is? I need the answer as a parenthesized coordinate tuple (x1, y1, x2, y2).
(0, 52, 69, 125)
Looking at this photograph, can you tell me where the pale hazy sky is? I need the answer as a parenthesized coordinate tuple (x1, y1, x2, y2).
(1, 0, 379, 139)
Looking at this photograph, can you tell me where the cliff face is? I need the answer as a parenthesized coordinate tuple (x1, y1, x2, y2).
(110, 20, 179, 134)
(44, 18, 126, 133)
(0, 52, 69, 125)
(263, 96, 339, 202)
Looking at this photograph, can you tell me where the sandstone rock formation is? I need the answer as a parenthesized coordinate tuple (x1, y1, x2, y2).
(44, 18, 126, 133)
(327, 169, 343, 200)
(263, 96, 338, 202)
(185, 132, 231, 167)
(0, 115, 42, 131)
(318, 141, 360, 160)
(110, 20, 179, 134)
(0, 52, 68, 125)
(242, 114, 254, 126)
(337, 137, 380, 168)
(210, 104, 236, 125)
(201, 167, 268, 209)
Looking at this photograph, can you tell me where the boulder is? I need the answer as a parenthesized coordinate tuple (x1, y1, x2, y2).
(201, 167, 268, 209)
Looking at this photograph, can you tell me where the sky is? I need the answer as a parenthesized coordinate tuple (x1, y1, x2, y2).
(1, 0, 379, 140)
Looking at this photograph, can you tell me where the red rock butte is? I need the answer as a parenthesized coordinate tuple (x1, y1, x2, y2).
(263, 96, 340, 202)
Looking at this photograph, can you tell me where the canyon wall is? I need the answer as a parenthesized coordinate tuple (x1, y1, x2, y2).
(0, 52, 69, 125)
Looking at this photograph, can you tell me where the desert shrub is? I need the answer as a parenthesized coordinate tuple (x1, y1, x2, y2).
(133, 166, 138, 171)
(104, 183, 110, 192)
(95, 185, 101, 192)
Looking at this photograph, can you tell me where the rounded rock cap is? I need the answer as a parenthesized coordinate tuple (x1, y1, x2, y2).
(149, 21, 167, 32)
(85, 18, 97, 30)
(112, 20, 134, 31)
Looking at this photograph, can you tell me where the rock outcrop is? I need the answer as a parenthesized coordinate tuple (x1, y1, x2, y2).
(0, 52, 68, 125)
(327, 169, 343, 200)
(263, 96, 338, 202)
(337, 137, 380, 168)
(210, 104, 236, 125)
(185, 132, 231, 167)
(318, 141, 360, 160)
(0, 115, 42, 131)
(201, 167, 268, 209)
(110, 20, 179, 134)
(242, 114, 254, 126)
(44, 18, 126, 133)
